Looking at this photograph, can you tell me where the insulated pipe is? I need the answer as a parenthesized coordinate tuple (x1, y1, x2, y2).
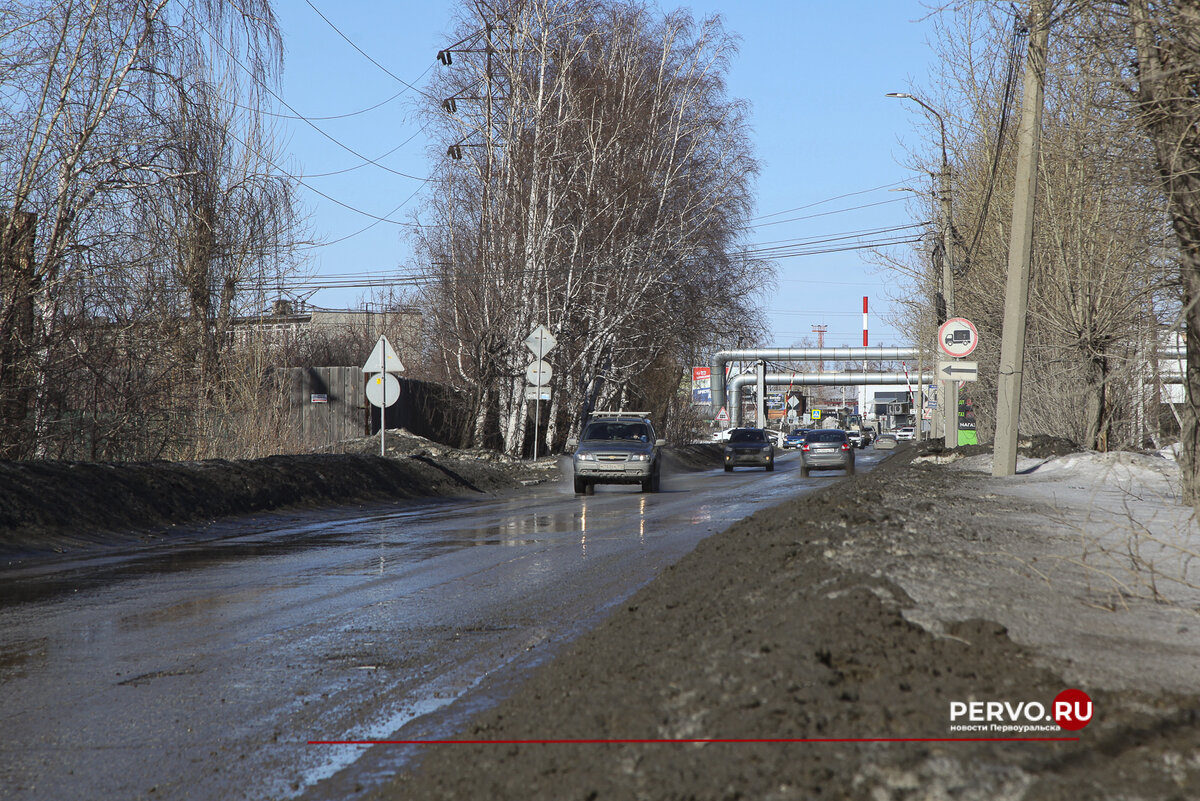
(727, 371, 933, 427)
(710, 347, 920, 419)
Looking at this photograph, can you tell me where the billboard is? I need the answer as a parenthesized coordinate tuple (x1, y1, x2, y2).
(692, 366, 711, 405)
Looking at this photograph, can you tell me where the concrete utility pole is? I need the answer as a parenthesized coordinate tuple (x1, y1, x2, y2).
(887, 91, 956, 447)
(993, 0, 1050, 477)
(812, 325, 827, 407)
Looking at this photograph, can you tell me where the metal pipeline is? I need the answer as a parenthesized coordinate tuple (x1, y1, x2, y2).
(726, 371, 932, 427)
(709, 347, 920, 418)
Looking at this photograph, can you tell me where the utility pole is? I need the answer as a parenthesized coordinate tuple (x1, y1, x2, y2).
(887, 91, 956, 447)
(938, 160, 959, 449)
(812, 324, 827, 410)
(993, 0, 1049, 477)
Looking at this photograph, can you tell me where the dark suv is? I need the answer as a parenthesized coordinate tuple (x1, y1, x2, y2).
(800, 428, 855, 477)
(722, 427, 776, 472)
(568, 412, 665, 495)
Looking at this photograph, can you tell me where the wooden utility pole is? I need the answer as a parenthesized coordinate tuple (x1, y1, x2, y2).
(993, 0, 1050, 477)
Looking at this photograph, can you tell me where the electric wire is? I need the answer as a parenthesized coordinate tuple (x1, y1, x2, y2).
(963, 13, 1028, 270)
(304, 0, 441, 102)
(183, 5, 435, 183)
(749, 179, 918, 221)
(172, 6, 438, 233)
(747, 197, 911, 229)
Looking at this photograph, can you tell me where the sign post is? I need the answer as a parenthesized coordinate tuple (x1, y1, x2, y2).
(362, 335, 405, 457)
(937, 317, 979, 449)
(523, 325, 557, 461)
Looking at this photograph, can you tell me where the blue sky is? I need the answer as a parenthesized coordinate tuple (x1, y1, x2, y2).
(274, 1, 943, 348)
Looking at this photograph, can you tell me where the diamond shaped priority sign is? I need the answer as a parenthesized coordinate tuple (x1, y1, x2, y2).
(523, 325, 557, 358)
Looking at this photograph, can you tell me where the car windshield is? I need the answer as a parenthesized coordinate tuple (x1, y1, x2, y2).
(582, 421, 649, 442)
(729, 429, 767, 443)
(807, 430, 846, 443)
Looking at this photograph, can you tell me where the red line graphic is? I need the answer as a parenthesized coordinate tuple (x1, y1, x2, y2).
(308, 737, 1079, 745)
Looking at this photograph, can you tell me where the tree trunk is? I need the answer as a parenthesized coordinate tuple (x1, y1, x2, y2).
(1129, 0, 1200, 508)
(0, 212, 38, 459)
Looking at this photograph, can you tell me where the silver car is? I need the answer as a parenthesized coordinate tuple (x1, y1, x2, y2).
(874, 432, 898, 450)
(800, 428, 855, 477)
(569, 412, 665, 495)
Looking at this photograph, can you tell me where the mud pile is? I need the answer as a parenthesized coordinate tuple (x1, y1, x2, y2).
(0, 435, 722, 557)
(361, 451, 1200, 801)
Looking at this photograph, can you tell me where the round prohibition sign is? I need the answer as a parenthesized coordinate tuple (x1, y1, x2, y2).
(938, 317, 979, 358)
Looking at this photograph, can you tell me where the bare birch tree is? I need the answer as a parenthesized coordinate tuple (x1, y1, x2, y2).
(882, 1, 1172, 450)
(0, 0, 302, 459)
(1114, 0, 1200, 506)
(415, 0, 767, 455)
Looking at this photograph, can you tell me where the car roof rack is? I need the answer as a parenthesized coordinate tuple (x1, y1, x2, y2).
(590, 410, 650, 419)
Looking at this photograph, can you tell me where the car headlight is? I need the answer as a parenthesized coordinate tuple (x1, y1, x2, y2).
(576, 452, 596, 461)
(629, 453, 650, 462)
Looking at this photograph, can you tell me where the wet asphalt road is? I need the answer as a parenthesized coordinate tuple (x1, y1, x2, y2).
(0, 449, 885, 800)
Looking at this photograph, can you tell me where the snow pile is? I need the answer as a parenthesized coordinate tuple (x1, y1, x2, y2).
(993, 449, 1198, 608)
(943, 452, 1047, 474)
(1029, 450, 1181, 493)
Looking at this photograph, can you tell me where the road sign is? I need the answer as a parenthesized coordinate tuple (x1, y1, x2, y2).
(362, 335, 405, 373)
(524, 387, 550, 401)
(523, 325, 557, 357)
(938, 360, 978, 381)
(525, 359, 553, 386)
(715, 406, 729, 422)
(938, 318, 979, 358)
(365, 372, 400, 407)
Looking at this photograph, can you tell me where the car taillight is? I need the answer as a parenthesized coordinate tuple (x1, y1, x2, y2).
(841, 443, 850, 451)
(802, 443, 810, 451)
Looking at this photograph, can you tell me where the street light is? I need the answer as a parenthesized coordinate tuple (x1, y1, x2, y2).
(887, 91, 958, 448)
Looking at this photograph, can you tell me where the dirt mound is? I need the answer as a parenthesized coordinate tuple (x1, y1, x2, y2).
(917, 433, 1081, 460)
(358, 453, 1200, 801)
(0, 435, 720, 558)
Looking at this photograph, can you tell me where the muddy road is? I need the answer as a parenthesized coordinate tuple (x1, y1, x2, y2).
(0, 449, 884, 800)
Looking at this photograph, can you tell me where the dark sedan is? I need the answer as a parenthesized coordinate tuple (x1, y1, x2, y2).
(723, 428, 776, 472)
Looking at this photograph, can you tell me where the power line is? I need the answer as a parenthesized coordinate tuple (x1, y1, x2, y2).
(303, 0, 440, 102)
(750, 178, 918, 221)
(744, 235, 924, 260)
(963, 11, 1028, 272)
(183, 5, 436, 183)
(747, 197, 911, 229)
(748, 221, 929, 249)
(300, 122, 430, 179)
(745, 223, 930, 256)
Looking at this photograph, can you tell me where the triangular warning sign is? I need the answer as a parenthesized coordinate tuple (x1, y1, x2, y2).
(362, 335, 405, 374)
(715, 406, 729, 422)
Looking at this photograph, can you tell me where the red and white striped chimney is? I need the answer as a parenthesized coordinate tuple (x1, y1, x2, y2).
(862, 296, 869, 347)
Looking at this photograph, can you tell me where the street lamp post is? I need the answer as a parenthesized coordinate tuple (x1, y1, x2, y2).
(887, 91, 958, 448)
